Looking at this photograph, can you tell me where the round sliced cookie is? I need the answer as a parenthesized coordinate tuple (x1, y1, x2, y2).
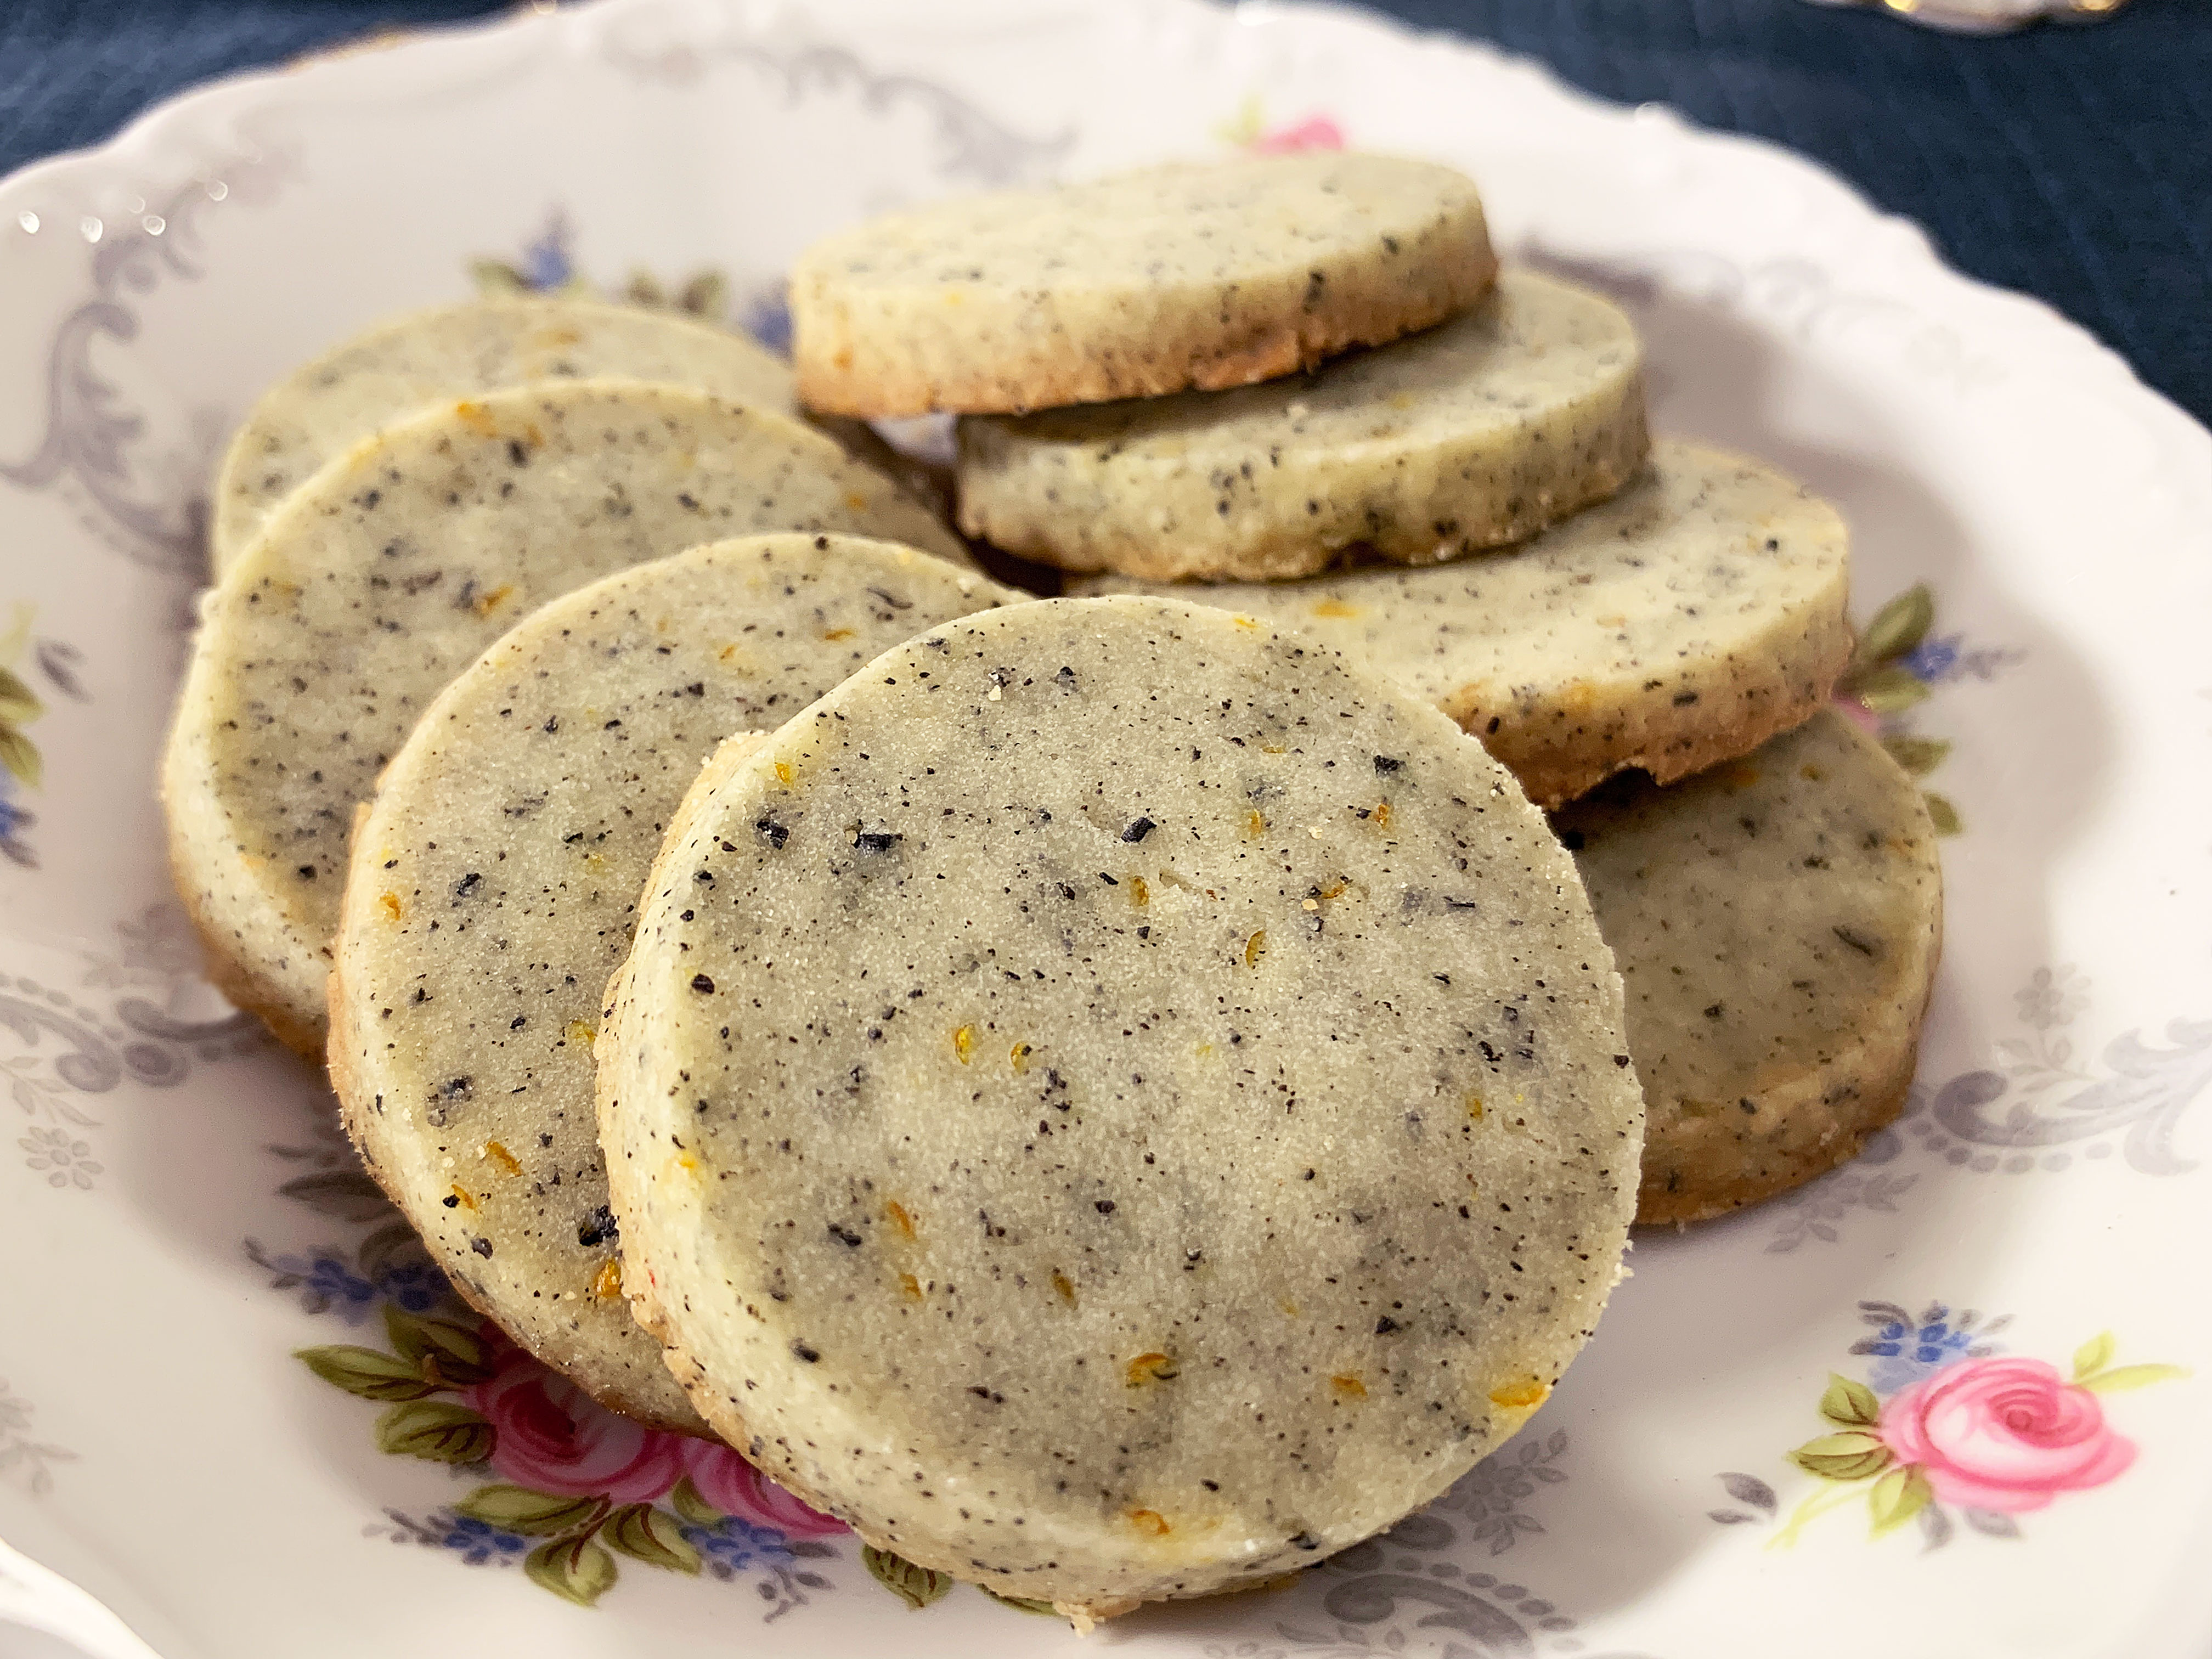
(211, 297, 802, 575)
(1554, 709, 1942, 1227)
(163, 377, 970, 1057)
(330, 535, 1012, 1431)
(599, 595, 1643, 1615)
(1075, 440, 1849, 806)
(957, 267, 1646, 582)
(791, 153, 1496, 417)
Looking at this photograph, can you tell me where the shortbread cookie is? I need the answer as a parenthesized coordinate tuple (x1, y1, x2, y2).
(211, 297, 800, 574)
(1555, 710, 1942, 1226)
(791, 153, 1496, 417)
(1075, 441, 1849, 805)
(957, 268, 1645, 582)
(163, 379, 967, 1056)
(330, 535, 1009, 1430)
(599, 595, 1642, 1615)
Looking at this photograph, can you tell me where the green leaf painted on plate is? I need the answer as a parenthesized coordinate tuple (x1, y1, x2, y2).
(1846, 665, 1932, 715)
(277, 1167, 395, 1224)
(374, 1399, 494, 1464)
(2078, 1363, 2190, 1393)
(863, 1544, 953, 1610)
(0, 666, 41, 727)
(455, 1485, 610, 1537)
(525, 1535, 618, 1607)
(2072, 1332, 2117, 1381)
(624, 269, 666, 308)
(1817, 1373, 1882, 1429)
(676, 272, 727, 319)
(296, 1344, 437, 1402)
(383, 1305, 496, 1387)
(470, 258, 530, 296)
(1867, 1463, 1933, 1538)
(1922, 791, 1962, 836)
(981, 1589, 1062, 1617)
(0, 725, 42, 788)
(666, 1474, 723, 1528)
(603, 1503, 701, 1575)
(354, 1216, 432, 1284)
(1880, 735, 1951, 777)
(1856, 585, 1934, 668)
(1787, 1430, 1891, 1482)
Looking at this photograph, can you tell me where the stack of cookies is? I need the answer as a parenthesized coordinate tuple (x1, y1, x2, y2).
(157, 151, 1939, 1626)
(792, 151, 1942, 1229)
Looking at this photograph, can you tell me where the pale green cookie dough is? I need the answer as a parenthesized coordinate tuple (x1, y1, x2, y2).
(599, 595, 1642, 1616)
(162, 377, 967, 1056)
(210, 297, 801, 575)
(959, 268, 1646, 582)
(792, 153, 1496, 417)
(1075, 441, 1849, 806)
(1555, 710, 1943, 1226)
(329, 535, 1011, 1430)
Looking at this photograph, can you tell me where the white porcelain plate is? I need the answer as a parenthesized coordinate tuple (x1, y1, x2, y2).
(2, 2, 2209, 1655)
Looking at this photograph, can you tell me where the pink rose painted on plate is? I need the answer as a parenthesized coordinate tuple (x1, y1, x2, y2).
(680, 1437, 847, 1538)
(1754, 1305, 2186, 1548)
(1876, 1356, 2134, 1514)
(296, 1301, 844, 1609)
(1249, 114, 1346, 153)
(1218, 95, 1347, 155)
(460, 1341, 686, 1503)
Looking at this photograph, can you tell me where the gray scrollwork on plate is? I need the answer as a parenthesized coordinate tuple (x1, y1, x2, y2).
(1893, 967, 2209, 1176)
(1764, 1128, 1918, 1253)
(0, 150, 292, 574)
(2, 905, 266, 1189)
(604, 35, 1071, 185)
(1246, 1432, 1659, 1658)
(1909, 1020, 2212, 1175)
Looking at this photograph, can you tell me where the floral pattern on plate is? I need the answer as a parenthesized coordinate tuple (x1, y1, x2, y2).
(5, 906, 263, 1192)
(1835, 583, 2021, 838)
(0, 603, 81, 870)
(1714, 1300, 2187, 1550)
(289, 1265, 844, 1611)
(254, 1102, 848, 1612)
(1217, 95, 1347, 155)
(471, 208, 790, 358)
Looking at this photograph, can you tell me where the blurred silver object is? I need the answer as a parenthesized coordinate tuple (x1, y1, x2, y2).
(1800, 0, 2128, 32)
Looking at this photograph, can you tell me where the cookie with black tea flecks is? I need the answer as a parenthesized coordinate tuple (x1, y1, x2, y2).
(210, 297, 802, 577)
(163, 378, 969, 1056)
(1555, 709, 1943, 1226)
(599, 594, 1642, 1618)
(1075, 441, 1849, 806)
(962, 268, 1646, 581)
(329, 534, 1011, 1430)
(791, 153, 1495, 417)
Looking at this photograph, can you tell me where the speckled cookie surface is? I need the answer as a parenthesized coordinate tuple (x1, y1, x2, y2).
(329, 536, 1009, 1430)
(1555, 710, 1942, 1227)
(960, 269, 1646, 582)
(599, 595, 1641, 1612)
(791, 153, 1496, 417)
(162, 378, 969, 1056)
(211, 297, 800, 575)
(1074, 441, 1849, 806)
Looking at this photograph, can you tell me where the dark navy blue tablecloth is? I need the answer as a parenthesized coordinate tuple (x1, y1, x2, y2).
(2, 0, 2207, 430)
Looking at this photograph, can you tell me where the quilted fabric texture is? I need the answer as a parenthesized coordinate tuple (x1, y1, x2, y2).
(0, 0, 2205, 426)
